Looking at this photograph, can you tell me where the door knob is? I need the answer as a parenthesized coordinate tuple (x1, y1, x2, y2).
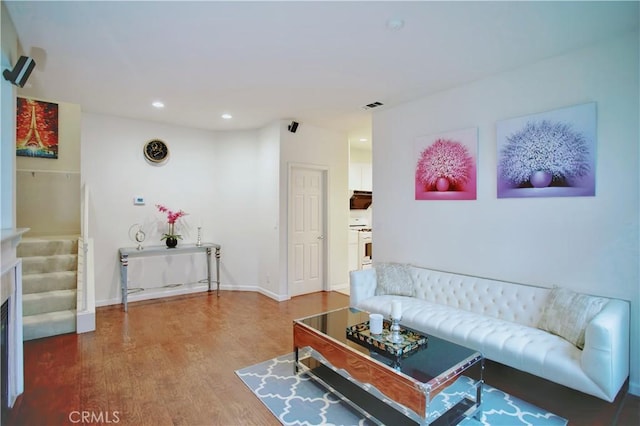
(317, 235, 325, 240)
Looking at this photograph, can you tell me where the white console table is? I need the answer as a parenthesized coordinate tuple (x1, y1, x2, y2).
(119, 243, 221, 312)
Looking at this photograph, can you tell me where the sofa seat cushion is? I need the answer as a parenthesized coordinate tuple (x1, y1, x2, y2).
(357, 295, 593, 392)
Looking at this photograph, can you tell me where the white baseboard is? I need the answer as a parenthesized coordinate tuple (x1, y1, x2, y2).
(332, 283, 349, 295)
(76, 310, 96, 333)
(96, 282, 210, 307)
(96, 284, 290, 307)
(96, 297, 119, 308)
(200, 284, 289, 302)
(257, 287, 290, 302)
(127, 283, 209, 304)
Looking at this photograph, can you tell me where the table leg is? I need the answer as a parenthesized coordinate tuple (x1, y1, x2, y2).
(119, 253, 129, 312)
(206, 247, 212, 292)
(215, 246, 221, 296)
(477, 359, 484, 406)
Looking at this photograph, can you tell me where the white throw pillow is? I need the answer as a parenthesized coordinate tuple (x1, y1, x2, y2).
(374, 262, 414, 297)
(538, 287, 608, 349)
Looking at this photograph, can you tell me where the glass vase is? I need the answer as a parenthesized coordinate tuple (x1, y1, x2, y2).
(166, 223, 178, 248)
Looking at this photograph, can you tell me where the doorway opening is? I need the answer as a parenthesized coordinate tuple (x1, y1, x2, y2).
(287, 165, 328, 297)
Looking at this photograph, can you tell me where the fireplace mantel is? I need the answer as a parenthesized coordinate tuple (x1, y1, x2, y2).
(1, 227, 28, 409)
(1, 229, 29, 274)
(1, 228, 28, 305)
(0, 228, 29, 241)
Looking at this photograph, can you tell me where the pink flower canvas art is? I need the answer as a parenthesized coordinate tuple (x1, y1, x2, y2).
(415, 128, 478, 200)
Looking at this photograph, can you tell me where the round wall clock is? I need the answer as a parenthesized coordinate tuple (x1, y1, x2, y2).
(143, 139, 169, 163)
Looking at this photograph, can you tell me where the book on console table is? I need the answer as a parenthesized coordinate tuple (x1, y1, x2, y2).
(346, 320, 428, 359)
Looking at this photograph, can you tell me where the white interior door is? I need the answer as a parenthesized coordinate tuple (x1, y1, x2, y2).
(289, 166, 326, 296)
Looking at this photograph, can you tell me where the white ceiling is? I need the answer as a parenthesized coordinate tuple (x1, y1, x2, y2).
(4, 1, 638, 149)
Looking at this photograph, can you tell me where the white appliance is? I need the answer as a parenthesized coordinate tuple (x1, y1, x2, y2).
(349, 218, 372, 270)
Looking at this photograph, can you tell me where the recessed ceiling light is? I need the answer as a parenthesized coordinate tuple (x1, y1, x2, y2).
(386, 18, 405, 31)
(152, 101, 165, 108)
(221, 113, 232, 119)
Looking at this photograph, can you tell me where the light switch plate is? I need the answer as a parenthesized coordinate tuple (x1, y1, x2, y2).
(134, 196, 145, 205)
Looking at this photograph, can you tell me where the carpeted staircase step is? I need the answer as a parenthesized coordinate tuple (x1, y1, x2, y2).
(23, 271, 77, 294)
(18, 236, 79, 340)
(21, 254, 77, 275)
(23, 310, 76, 341)
(23, 289, 77, 316)
(18, 238, 78, 257)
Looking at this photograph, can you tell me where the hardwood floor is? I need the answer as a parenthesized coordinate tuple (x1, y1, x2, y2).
(6, 290, 639, 425)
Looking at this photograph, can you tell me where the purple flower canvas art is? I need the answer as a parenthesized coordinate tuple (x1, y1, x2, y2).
(415, 127, 478, 200)
(497, 102, 596, 198)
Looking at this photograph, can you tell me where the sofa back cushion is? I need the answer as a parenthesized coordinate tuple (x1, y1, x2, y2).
(538, 287, 608, 349)
(410, 267, 550, 328)
(374, 262, 415, 297)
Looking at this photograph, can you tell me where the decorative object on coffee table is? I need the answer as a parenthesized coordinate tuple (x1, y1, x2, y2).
(156, 204, 188, 248)
(368, 313, 383, 335)
(346, 319, 427, 365)
(388, 300, 403, 343)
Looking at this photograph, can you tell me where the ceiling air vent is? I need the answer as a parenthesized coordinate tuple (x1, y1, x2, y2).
(363, 101, 384, 110)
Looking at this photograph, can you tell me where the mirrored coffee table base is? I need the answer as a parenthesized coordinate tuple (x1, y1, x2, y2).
(293, 308, 484, 425)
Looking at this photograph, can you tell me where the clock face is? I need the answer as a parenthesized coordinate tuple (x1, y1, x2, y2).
(144, 139, 169, 163)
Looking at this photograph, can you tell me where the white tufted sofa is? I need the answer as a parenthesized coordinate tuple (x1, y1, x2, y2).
(349, 265, 630, 402)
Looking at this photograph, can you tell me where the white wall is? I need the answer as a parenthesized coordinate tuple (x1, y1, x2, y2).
(0, 5, 25, 406)
(81, 113, 350, 305)
(255, 122, 282, 298)
(16, 99, 81, 236)
(373, 31, 639, 395)
(1, 1, 18, 229)
(16, 170, 80, 236)
(81, 113, 273, 303)
(350, 146, 372, 164)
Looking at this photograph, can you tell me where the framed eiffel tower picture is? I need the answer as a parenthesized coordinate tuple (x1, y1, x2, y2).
(16, 97, 59, 159)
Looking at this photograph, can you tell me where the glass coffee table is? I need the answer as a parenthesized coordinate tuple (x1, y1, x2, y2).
(293, 307, 484, 425)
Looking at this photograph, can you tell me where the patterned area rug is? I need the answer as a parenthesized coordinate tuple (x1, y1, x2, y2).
(236, 353, 568, 426)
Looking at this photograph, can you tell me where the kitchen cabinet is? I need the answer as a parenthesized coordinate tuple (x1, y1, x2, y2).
(349, 162, 372, 191)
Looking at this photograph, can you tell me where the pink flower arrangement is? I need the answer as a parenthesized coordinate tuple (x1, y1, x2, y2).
(416, 139, 473, 191)
(156, 204, 188, 225)
(156, 204, 188, 241)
